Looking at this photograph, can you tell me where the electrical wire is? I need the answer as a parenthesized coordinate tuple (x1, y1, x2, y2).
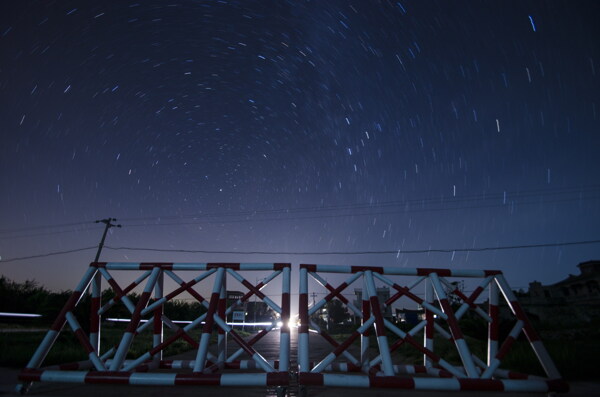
(102, 239, 600, 256)
(0, 246, 97, 263)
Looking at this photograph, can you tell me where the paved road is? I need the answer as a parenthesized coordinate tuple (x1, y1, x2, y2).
(1, 327, 598, 396)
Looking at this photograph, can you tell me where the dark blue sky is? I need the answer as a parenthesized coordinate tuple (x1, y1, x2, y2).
(0, 0, 599, 295)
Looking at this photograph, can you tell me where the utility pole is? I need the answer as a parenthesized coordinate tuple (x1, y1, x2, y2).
(90, 218, 121, 354)
(93, 218, 121, 262)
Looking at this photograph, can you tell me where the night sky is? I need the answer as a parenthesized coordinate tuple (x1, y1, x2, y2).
(1, 1, 599, 300)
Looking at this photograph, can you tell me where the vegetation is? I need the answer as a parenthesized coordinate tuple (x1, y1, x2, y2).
(0, 276, 239, 368)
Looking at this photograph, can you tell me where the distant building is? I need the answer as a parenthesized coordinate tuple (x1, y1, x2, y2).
(524, 261, 600, 305)
(518, 260, 600, 322)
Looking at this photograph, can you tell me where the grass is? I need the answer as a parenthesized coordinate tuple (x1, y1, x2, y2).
(0, 325, 252, 368)
(316, 329, 598, 381)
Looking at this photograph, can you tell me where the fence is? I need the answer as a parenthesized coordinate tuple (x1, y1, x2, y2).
(17, 262, 568, 394)
(297, 264, 568, 393)
(17, 262, 291, 394)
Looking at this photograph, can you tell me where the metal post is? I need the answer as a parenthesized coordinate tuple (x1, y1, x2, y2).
(298, 266, 310, 372)
(90, 218, 121, 354)
(360, 275, 370, 370)
(153, 270, 164, 363)
(488, 277, 499, 367)
(217, 270, 227, 368)
(279, 265, 291, 372)
(424, 277, 434, 367)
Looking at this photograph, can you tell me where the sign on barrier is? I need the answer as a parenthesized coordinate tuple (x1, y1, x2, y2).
(17, 262, 291, 394)
(297, 264, 568, 394)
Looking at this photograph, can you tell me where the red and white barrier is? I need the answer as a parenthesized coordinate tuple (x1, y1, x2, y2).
(18, 262, 291, 393)
(297, 263, 568, 393)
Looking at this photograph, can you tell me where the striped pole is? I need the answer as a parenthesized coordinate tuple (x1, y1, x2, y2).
(64, 312, 106, 371)
(360, 275, 370, 370)
(89, 271, 101, 354)
(25, 266, 97, 370)
(110, 267, 161, 371)
(194, 267, 225, 373)
(217, 270, 227, 368)
(495, 274, 561, 379)
(429, 272, 478, 378)
(153, 270, 164, 363)
(298, 265, 310, 372)
(488, 277, 499, 367)
(279, 265, 291, 372)
(424, 277, 434, 368)
(363, 270, 394, 376)
(97, 267, 137, 314)
(482, 320, 524, 378)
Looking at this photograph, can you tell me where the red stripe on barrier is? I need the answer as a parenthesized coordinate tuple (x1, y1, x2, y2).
(106, 277, 126, 297)
(438, 298, 464, 340)
(497, 335, 516, 360)
(459, 378, 504, 391)
(369, 296, 386, 337)
(202, 292, 221, 334)
(489, 304, 499, 341)
(174, 373, 221, 386)
(425, 309, 434, 339)
(510, 301, 541, 342)
(18, 369, 42, 382)
(85, 371, 131, 384)
(125, 291, 152, 333)
(362, 299, 371, 336)
(50, 292, 82, 331)
(274, 263, 290, 270)
(228, 329, 257, 357)
(298, 372, 324, 386)
(333, 331, 361, 356)
(139, 263, 173, 270)
(247, 327, 270, 346)
(301, 264, 317, 272)
(73, 328, 95, 354)
(281, 292, 290, 333)
(299, 293, 309, 333)
(207, 263, 240, 270)
(484, 270, 502, 276)
(546, 379, 569, 393)
(241, 279, 266, 300)
(351, 266, 383, 273)
(324, 283, 349, 304)
(90, 297, 101, 333)
(416, 268, 452, 277)
(319, 330, 341, 348)
(404, 334, 441, 363)
(322, 281, 350, 304)
(266, 372, 290, 386)
(371, 376, 415, 389)
(153, 307, 162, 334)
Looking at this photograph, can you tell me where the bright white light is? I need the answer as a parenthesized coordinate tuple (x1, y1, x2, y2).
(276, 321, 283, 327)
(0, 312, 41, 318)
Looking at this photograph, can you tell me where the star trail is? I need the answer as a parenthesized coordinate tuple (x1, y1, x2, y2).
(0, 0, 599, 292)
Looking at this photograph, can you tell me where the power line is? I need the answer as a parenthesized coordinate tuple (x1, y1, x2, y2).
(103, 238, 600, 256)
(121, 195, 600, 228)
(2, 238, 599, 264)
(0, 246, 97, 263)
(0, 226, 103, 241)
(118, 184, 600, 223)
(0, 220, 95, 235)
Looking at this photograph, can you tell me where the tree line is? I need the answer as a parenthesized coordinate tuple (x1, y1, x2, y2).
(0, 276, 206, 330)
